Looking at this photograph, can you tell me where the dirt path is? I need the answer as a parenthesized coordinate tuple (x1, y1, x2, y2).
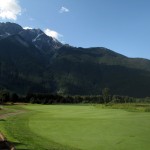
(0, 109, 26, 119)
(0, 108, 26, 149)
(0, 132, 15, 150)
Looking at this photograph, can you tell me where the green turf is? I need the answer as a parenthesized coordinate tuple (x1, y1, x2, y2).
(1, 104, 150, 150)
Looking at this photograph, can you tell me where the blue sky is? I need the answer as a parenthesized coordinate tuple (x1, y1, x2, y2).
(0, 0, 150, 59)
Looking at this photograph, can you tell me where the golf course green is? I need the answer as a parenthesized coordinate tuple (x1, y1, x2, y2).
(1, 104, 150, 150)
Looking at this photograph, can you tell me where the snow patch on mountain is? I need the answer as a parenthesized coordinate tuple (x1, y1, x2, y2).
(32, 33, 44, 42)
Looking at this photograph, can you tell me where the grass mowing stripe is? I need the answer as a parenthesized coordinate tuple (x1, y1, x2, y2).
(25, 105, 150, 150)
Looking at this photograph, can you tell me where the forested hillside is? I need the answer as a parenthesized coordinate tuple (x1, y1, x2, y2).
(0, 22, 150, 97)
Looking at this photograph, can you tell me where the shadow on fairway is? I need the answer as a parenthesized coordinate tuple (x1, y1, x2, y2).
(17, 149, 29, 150)
(0, 119, 5, 121)
(12, 142, 29, 150)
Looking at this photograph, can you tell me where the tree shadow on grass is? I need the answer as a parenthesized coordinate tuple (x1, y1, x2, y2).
(0, 119, 5, 121)
(0, 141, 10, 149)
(12, 141, 29, 150)
(16, 148, 32, 150)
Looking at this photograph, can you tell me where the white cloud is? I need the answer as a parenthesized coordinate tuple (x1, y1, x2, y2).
(44, 28, 63, 40)
(0, 0, 21, 20)
(59, 6, 69, 13)
(23, 26, 33, 30)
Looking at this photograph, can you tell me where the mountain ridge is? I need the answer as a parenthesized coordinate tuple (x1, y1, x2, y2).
(0, 22, 150, 97)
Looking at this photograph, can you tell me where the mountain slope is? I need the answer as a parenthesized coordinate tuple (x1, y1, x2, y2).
(0, 34, 55, 94)
(19, 29, 62, 54)
(0, 22, 23, 39)
(0, 22, 150, 97)
(50, 46, 150, 97)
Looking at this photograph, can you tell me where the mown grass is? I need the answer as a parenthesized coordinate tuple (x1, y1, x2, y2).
(0, 104, 150, 150)
(0, 105, 78, 150)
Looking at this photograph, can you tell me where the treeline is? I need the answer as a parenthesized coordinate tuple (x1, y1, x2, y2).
(0, 89, 150, 104)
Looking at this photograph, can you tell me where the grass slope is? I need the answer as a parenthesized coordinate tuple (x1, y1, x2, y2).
(0, 104, 150, 150)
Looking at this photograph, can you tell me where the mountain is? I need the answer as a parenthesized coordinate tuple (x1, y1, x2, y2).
(19, 28, 62, 54)
(0, 22, 22, 39)
(0, 22, 62, 52)
(0, 22, 150, 97)
(50, 46, 150, 97)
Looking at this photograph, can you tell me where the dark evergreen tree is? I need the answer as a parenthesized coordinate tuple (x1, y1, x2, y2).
(11, 93, 19, 103)
(102, 88, 111, 104)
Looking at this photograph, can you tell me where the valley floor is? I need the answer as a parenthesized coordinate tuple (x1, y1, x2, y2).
(0, 104, 150, 150)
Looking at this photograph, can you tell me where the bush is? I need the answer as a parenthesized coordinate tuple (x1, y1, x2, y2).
(144, 107, 150, 112)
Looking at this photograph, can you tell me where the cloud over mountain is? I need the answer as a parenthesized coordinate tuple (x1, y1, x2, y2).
(23, 26, 33, 30)
(44, 28, 63, 40)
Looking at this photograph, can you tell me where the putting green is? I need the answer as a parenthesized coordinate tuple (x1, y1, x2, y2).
(21, 105, 150, 150)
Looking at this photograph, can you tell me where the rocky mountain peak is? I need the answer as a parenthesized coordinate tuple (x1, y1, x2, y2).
(0, 22, 23, 36)
(0, 22, 63, 52)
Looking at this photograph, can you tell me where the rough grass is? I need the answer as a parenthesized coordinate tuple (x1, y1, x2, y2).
(95, 103, 150, 112)
(0, 104, 150, 150)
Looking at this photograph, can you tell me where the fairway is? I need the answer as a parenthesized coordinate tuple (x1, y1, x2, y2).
(1, 104, 150, 150)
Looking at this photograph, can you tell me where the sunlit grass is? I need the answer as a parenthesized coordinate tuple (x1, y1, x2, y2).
(0, 104, 150, 150)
